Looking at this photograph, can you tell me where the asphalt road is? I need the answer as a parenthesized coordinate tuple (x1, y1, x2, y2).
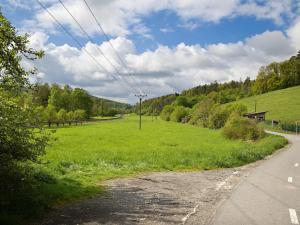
(211, 132, 300, 225)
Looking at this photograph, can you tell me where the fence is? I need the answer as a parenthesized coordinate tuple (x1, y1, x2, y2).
(265, 120, 299, 133)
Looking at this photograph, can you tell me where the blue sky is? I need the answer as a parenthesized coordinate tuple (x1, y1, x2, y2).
(1, 0, 300, 103)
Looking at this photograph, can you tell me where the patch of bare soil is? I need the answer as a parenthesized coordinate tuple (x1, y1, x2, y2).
(39, 163, 257, 225)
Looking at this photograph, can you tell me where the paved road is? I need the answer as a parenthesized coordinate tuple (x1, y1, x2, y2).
(211, 132, 300, 225)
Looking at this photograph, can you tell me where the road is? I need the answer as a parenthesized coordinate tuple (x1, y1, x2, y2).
(211, 132, 300, 225)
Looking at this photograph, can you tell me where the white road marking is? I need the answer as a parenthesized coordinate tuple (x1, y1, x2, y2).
(182, 204, 199, 224)
(295, 163, 299, 167)
(289, 208, 299, 224)
(288, 177, 293, 183)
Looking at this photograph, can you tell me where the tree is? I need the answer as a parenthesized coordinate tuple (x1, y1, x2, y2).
(0, 11, 43, 92)
(67, 111, 75, 126)
(74, 109, 86, 125)
(175, 96, 191, 107)
(170, 106, 189, 122)
(0, 10, 48, 218)
(57, 109, 67, 126)
(48, 84, 64, 110)
(44, 104, 57, 127)
(71, 88, 93, 118)
(31, 83, 50, 107)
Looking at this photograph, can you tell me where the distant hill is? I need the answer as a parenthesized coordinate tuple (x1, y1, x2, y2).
(91, 96, 132, 110)
(229, 85, 300, 122)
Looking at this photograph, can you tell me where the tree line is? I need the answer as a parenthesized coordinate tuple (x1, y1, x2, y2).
(141, 51, 300, 115)
(21, 83, 132, 126)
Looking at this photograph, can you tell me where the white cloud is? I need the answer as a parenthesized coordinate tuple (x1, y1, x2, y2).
(246, 30, 295, 55)
(26, 29, 297, 103)
(236, 0, 295, 25)
(287, 18, 300, 50)
(17, 0, 298, 38)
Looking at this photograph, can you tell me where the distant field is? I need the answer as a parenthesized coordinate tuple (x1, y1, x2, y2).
(232, 85, 300, 122)
(37, 115, 286, 204)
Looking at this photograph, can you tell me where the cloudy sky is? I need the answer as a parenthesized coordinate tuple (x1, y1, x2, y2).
(2, 0, 300, 103)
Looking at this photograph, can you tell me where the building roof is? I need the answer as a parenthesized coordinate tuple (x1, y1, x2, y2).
(243, 111, 268, 116)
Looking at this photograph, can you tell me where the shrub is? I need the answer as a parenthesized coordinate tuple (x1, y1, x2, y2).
(189, 98, 214, 127)
(225, 103, 248, 116)
(160, 105, 174, 121)
(223, 113, 265, 140)
(208, 106, 229, 129)
(170, 106, 189, 122)
(0, 92, 49, 220)
(208, 103, 248, 129)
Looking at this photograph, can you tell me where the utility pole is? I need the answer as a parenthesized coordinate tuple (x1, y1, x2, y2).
(135, 94, 147, 130)
(254, 100, 257, 112)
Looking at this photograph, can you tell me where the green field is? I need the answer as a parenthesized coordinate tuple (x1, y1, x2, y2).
(232, 86, 300, 122)
(36, 115, 286, 204)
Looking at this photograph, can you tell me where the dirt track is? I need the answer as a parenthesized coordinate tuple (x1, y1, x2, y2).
(39, 164, 256, 225)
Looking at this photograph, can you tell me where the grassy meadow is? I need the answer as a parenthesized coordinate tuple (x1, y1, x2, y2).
(232, 85, 300, 122)
(35, 115, 287, 205)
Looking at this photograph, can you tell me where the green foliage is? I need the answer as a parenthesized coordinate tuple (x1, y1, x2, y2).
(189, 98, 214, 127)
(223, 113, 265, 140)
(71, 88, 93, 118)
(0, 91, 49, 221)
(67, 111, 75, 125)
(208, 106, 229, 129)
(44, 104, 57, 127)
(0, 11, 49, 222)
(160, 105, 175, 121)
(0, 11, 43, 92)
(74, 109, 86, 124)
(208, 103, 247, 129)
(170, 106, 189, 122)
(175, 96, 191, 107)
(57, 109, 67, 126)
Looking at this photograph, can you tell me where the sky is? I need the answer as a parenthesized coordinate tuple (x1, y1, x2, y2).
(1, 0, 300, 103)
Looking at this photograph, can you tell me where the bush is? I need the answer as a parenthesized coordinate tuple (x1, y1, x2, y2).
(170, 106, 189, 122)
(223, 113, 265, 140)
(189, 98, 214, 127)
(0, 91, 49, 220)
(208, 106, 229, 129)
(160, 105, 174, 121)
(208, 103, 248, 129)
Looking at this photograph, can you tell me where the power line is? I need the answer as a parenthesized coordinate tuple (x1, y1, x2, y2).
(81, 0, 133, 76)
(35, 0, 135, 93)
(81, 0, 146, 96)
(57, 0, 140, 93)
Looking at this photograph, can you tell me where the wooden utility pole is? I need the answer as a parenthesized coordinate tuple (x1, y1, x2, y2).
(135, 94, 147, 130)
